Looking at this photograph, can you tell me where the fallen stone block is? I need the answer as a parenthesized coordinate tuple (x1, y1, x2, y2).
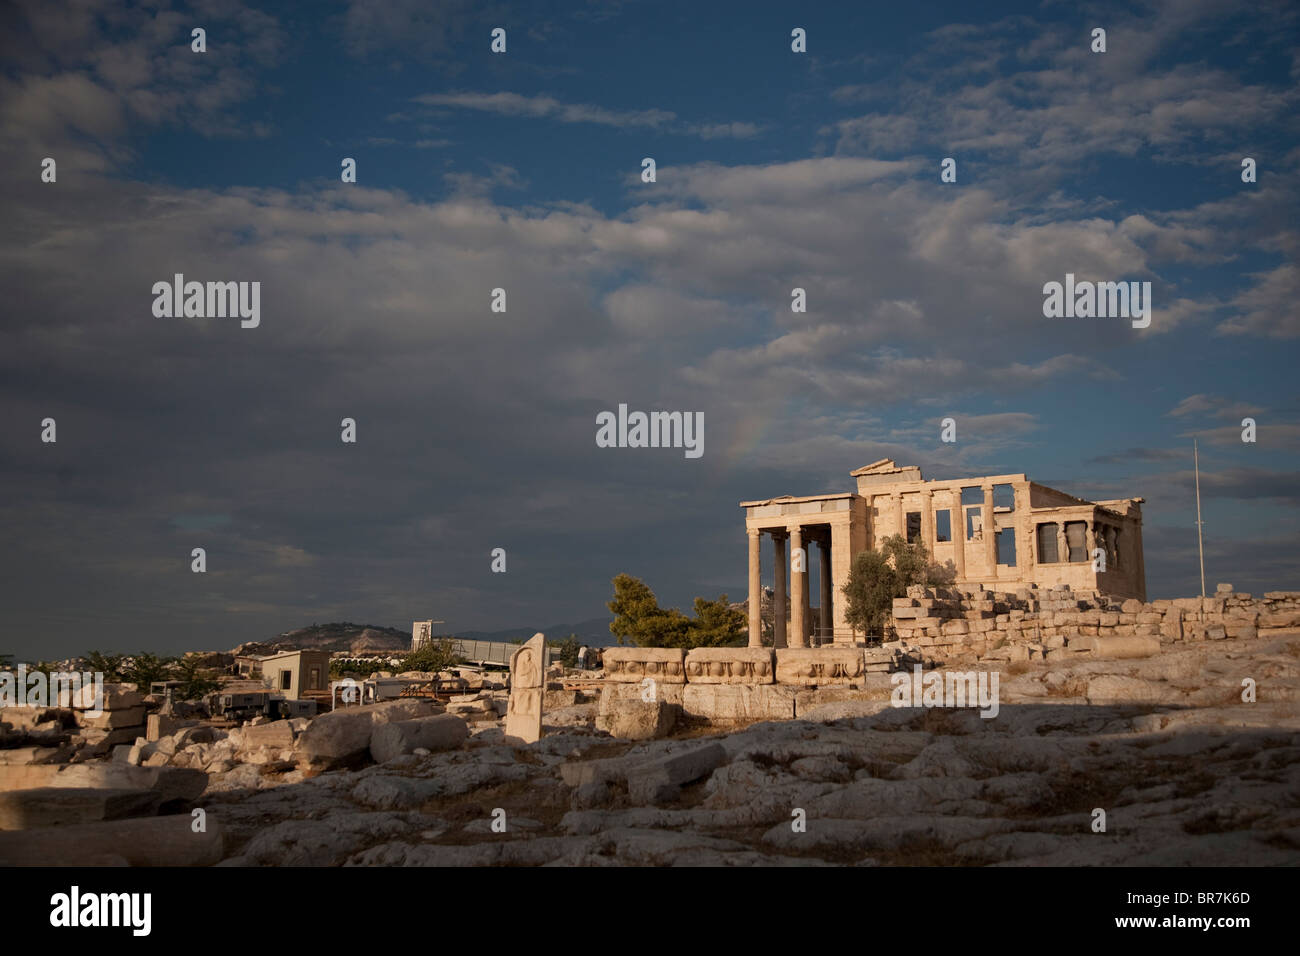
(367, 699, 438, 723)
(79, 726, 145, 749)
(239, 719, 296, 750)
(626, 743, 727, 805)
(446, 697, 494, 714)
(602, 700, 676, 740)
(1066, 635, 1160, 659)
(0, 814, 223, 866)
(369, 714, 468, 763)
(294, 699, 438, 770)
(0, 763, 207, 803)
(0, 787, 161, 830)
(146, 714, 199, 742)
(72, 683, 142, 711)
(293, 709, 376, 770)
(79, 706, 146, 731)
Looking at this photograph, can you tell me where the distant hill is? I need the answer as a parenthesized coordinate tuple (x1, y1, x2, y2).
(239, 622, 411, 655)
(234, 617, 619, 656)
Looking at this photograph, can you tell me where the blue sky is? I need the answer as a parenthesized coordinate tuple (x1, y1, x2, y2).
(1, 0, 1297, 659)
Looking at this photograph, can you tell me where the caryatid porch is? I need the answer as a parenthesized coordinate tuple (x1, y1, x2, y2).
(741, 492, 869, 647)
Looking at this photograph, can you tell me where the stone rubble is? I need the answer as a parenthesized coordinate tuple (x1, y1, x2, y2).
(2, 624, 1297, 866)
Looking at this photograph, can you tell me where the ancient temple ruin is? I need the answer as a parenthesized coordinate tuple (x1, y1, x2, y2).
(742, 459, 1146, 646)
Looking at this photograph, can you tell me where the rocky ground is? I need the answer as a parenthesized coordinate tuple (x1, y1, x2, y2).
(200, 630, 1300, 866)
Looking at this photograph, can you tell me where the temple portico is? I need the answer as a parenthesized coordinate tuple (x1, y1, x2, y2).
(742, 459, 1146, 646)
(742, 493, 870, 647)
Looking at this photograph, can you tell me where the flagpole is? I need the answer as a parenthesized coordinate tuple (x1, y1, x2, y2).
(1194, 439, 1205, 599)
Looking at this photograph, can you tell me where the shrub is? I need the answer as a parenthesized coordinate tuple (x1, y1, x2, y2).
(841, 535, 944, 642)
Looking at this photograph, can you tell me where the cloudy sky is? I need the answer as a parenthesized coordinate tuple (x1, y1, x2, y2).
(2, 0, 1297, 660)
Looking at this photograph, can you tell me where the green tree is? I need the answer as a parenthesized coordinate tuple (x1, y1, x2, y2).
(551, 635, 582, 668)
(330, 658, 388, 679)
(841, 548, 899, 639)
(608, 574, 662, 645)
(608, 574, 690, 647)
(841, 535, 939, 642)
(172, 655, 221, 701)
(84, 651, 125, 682)
(687, 595, 747, 647)
(123, 653, 175, 690)
(608, 574, 745, 649)
(882, 534, 933, 588)
(398, 638, 462, 674)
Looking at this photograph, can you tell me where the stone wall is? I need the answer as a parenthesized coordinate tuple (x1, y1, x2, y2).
(596, 590, 1300, 731)
(602, 645, 895, 685)
(890, 583, 1300, 666)
(597, 645, 894, 730)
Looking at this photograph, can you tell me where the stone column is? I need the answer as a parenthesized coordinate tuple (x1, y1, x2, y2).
(1016, 484, 1034, 573)
(891, 493, 903, 541)
(1133, 520, 1147, 600)
(747, 529, 762, 647)
(1085, 519, 1098, 570)
(982, 485, 996, 568)
(921, 488, 934, 554)
(801, 541, 812, 646)
(952, 493, 966, 583)
(1056, 524, 1069, 563)
(819, 539, 832, 646)
(772, 532, 787, 649)
(790, 526, 806, 649)
(831, 520, 853, 643)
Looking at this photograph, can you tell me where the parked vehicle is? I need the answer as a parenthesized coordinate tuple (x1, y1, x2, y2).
(209, 690, 316, 721)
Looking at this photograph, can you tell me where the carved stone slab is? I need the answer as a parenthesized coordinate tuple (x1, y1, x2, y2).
(602, 647, 686, 683)
(510, 633, 545, 689)
(774, 648, 865, 686)
(504, 633, 546, 743)
(684, 647, 774, 684)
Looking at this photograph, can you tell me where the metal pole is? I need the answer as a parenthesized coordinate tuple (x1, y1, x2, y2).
(1194, 439, 1206, 600)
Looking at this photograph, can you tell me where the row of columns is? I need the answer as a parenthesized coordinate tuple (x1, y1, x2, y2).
(875, 483, 1006, 576)
(746, 527, 833, 648)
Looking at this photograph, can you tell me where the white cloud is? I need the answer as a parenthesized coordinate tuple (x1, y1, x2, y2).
(414, 90, 675, 128)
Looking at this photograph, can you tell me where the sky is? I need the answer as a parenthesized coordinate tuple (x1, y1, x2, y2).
(1, 0, 1297, 660)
